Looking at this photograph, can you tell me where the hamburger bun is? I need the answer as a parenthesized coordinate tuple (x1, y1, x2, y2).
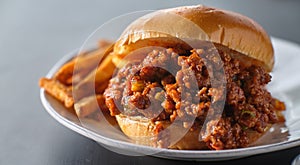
(112, 5, 274, 72)
(116, 114, 269, 149)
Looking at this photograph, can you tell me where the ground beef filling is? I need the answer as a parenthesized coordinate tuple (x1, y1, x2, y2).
(104, 45, 285, 150)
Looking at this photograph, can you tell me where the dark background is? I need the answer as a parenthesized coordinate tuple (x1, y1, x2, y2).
(1, 0, 300, 164)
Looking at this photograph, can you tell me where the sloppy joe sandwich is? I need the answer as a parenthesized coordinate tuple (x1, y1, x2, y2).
(104, 5, 286, 150)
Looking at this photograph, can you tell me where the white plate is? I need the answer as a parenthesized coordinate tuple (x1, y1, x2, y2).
(40, 37, 300, 161)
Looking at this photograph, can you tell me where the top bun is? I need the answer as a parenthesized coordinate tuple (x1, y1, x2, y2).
(113, 5, 274, 72)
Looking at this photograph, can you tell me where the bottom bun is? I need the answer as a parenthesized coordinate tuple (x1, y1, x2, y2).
(115, 114, 269, 150)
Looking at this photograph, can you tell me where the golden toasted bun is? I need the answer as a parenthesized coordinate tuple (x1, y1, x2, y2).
(112, 5, 274, 72)
(115, 114, 207, 149)
(115, 114, 269, 150)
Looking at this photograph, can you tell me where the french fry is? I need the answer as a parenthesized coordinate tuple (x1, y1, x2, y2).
(39, 78, 74, 108)
(55, 40, 113, 86)
(54, 58, 76, 85)
(95, 54, 116, 83)
(73, 45, 113, 84)
(74, 95, 108, 118)
(73, 54, 115, 99)
(73, 51, 116, 99)
(40, 40, 116, 120)
(98, 40, 113, 48)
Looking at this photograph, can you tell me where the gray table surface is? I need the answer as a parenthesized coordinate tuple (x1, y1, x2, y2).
(1, 0, 300, 164)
